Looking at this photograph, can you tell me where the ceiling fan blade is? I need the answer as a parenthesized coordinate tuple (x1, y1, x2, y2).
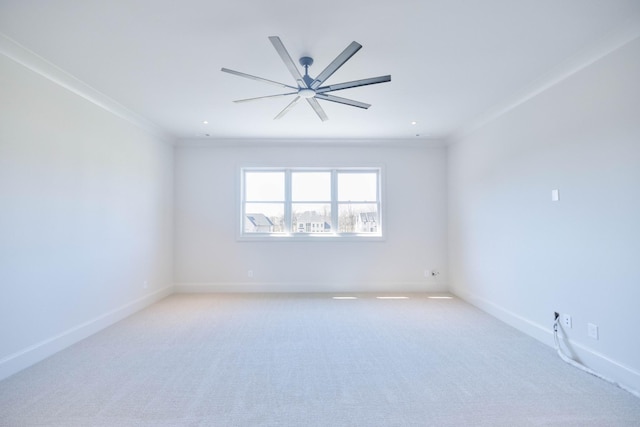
(274, 96, 302, 120)
(310, 41, 362, 90)
(221, 68, 297, 89)
(306, 98, 329, 122)
(233, 92, 298, 103)
(268, 36, 306, 88)
(316, 75, 391, 93)
(315, 93, 371, 109)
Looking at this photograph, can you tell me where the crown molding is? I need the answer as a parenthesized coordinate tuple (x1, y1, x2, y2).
(450, 17, 640, 143)
(175, 137, 447, 149)
(0, 32, 175, 143)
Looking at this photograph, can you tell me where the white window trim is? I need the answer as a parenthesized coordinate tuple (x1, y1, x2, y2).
(237, 166, 385, 242)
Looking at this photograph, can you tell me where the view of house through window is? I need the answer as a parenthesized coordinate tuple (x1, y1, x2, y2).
(242, 168, 381, 238)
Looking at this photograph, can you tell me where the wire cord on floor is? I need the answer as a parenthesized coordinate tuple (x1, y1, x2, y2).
(553, 317, 639, 399)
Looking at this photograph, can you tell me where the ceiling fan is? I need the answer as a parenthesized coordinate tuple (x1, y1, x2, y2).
(221, 36, 391, 121)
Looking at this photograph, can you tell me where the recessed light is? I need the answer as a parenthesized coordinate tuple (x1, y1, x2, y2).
(411, 121, 417, 125)
(203, 120, 209, 124)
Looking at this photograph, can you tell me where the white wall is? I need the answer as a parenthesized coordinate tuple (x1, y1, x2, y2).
(174, 141, 447, 293)
(0, 53, 174, 380)
(448, 37, 640, 392)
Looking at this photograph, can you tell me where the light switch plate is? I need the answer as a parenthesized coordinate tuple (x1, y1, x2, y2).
(588, 323, 599, 340)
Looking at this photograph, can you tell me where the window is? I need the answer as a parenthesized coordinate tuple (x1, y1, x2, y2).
(240, 167, 382, 239)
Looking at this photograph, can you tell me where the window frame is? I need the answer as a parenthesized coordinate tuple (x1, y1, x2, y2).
(238, 166, 384, 241)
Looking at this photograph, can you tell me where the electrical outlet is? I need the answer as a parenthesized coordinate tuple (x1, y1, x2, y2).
(562, 314, 572, 328)
(588, 323, 599, 340)
(247, 270, 253, 278)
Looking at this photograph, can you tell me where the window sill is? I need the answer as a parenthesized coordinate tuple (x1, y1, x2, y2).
(237, 232, 385, 242)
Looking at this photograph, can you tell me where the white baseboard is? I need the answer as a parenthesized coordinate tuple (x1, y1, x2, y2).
(453, 289, 640, 397)
(174, 281, 448, 294)
(453, 289, 555, 346)
(0, 286, 173, 382)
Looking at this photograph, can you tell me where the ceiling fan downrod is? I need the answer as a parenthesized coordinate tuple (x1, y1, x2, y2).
(299, 56, 315, 89)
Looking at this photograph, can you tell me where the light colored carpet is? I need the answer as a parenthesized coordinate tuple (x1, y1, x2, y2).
(0, 293, 638, 426)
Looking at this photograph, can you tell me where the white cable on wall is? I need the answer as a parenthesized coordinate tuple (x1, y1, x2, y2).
(553, 316, 639, 399)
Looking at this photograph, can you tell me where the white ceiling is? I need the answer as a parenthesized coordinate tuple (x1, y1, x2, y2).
(1, 0, 639, 141)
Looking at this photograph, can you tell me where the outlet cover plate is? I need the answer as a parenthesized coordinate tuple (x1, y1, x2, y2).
(562, 314, 572, 328)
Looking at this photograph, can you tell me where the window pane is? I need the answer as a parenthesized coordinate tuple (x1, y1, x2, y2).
(338, 203, 379, 233)
(245, 172, 284, 201)
(292, 172, 331, 201)
(241, 167, 382, 239)
(338, 172, 377, 202)
(292, 203, 331, 233)
(244, 203, 285, 232)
